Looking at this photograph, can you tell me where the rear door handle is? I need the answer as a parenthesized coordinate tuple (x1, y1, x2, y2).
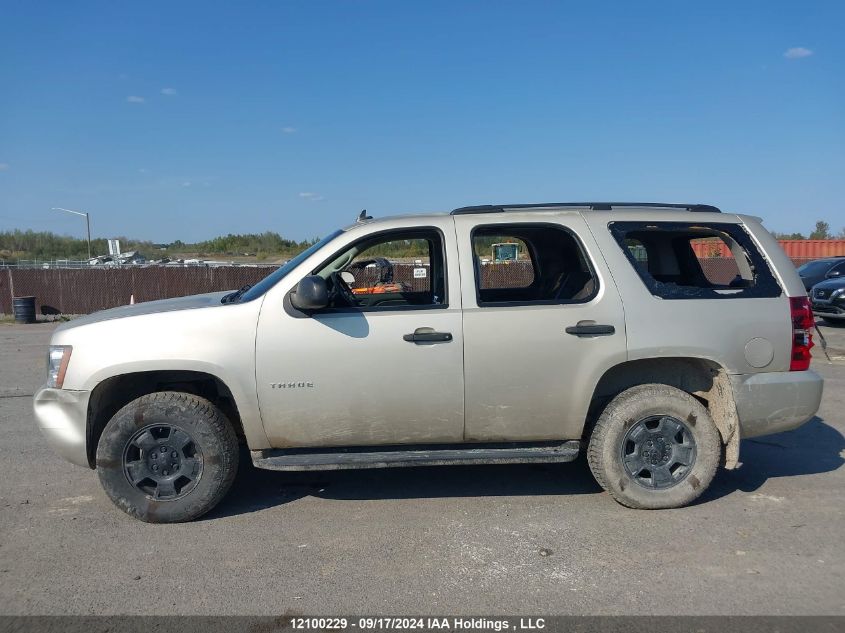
(403, 327, 453, 343)
(565, 321, 616, 337)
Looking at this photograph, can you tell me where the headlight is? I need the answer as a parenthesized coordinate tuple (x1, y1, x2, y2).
(46, 345, 72, 389)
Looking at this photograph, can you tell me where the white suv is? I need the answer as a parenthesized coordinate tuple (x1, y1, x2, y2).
(34, 202, 823, 522)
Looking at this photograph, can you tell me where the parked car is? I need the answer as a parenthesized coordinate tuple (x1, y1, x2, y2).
(797, 256, 845, 292)
(810, 277, 845, 325)
(33, 202, 823, 522)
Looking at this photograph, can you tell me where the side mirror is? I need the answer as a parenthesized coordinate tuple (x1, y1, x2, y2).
(827, 270, 842, 278)
(290, 275, 329, 311)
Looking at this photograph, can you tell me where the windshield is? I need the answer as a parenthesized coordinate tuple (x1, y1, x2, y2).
(237, 229, 345, 303)
(797, 260, 833, 276)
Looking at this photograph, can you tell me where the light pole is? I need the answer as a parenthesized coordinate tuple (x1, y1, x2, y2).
(51, 207, 92, 260)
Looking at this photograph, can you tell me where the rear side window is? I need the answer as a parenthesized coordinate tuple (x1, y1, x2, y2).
(609, 221, 781, 299)
(473, 235, 535, 289)
(472, 224, 597, 305)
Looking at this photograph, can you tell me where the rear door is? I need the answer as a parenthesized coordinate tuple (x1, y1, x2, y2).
(454, 213, 628, 441)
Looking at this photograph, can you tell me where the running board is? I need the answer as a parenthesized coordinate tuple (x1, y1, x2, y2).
(251, 440, 580, 471)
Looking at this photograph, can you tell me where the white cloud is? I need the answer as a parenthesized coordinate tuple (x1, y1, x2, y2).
(161, 87, 177, 96)
(281, 126, 297, 134)
(0, 163, 9, 171)
(784, 47, 813, 59)
(126, 95, 145, 103)
(299, 192, 324, 201)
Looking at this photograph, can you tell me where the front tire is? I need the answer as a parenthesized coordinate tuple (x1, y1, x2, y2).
(96, 391, 239, 523)
(587, 384, 721, 509)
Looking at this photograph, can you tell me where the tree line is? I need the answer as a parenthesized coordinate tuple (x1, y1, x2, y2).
(0, 230, 154, 261)
(0, 229, 319, 262)
(180, 232, 319, 259)
(772, 220, 845, 241)
(2, 220, 844, 263)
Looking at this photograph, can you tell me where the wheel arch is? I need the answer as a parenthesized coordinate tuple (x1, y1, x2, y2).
(586, 357, 741, 469)
(85, 370, 245, 469)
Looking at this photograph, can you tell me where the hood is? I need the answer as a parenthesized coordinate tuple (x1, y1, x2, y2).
(56, 291, 231, 331)
(812, 278, 845, 291)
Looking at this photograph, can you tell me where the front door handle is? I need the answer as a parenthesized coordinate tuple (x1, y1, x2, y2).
(565, 320, 615, 337)
(403, 327, 453, 343)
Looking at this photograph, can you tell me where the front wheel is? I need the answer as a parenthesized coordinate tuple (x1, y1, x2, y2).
(96, 391, 239, 523)
(587, 384, 721, 509)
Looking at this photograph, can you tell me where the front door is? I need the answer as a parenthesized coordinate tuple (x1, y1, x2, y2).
(255, 221, 465, 447)
(454, 215, 627, 442)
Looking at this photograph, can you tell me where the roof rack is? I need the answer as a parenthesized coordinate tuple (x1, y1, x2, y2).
(450, 202, 722, 215)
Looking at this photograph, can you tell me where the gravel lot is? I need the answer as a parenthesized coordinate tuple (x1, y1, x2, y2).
(0, 321, 843, 615)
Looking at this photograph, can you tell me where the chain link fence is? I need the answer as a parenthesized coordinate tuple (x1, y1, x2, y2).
(0, 266, 275, 315)
(0, 258, 817, 317)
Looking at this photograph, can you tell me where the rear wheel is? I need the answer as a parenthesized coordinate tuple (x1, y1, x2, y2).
(587, 384, 721, 509)
(821, 317, 845, 327)
(96, 391, 239, 523)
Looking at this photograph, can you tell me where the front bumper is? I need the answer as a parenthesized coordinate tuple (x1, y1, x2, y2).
(811, 291, 845, 319)
(32, 387, 91, 468)
(812, 302, 845, 319)
(730, 370, 823, 439)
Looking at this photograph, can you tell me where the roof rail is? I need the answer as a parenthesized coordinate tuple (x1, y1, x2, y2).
(450, 202, 722, 215)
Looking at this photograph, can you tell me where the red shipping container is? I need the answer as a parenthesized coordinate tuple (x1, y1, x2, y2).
(691, 239, 845, 260)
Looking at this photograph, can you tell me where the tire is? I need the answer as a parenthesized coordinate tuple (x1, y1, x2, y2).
(96, 391, 239, 523)
(587, 384, 721, 509)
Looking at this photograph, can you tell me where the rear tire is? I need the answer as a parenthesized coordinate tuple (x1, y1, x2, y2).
(587, 384, 721, 509)
(96, 391, 239, 523)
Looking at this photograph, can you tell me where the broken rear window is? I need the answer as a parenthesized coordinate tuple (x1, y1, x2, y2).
(609, 221, 782, 299)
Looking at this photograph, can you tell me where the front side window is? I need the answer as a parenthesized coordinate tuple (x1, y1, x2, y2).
(472, 224, 597, 305)
(609, 221, 781, 299)
(313, 228, 446, 310)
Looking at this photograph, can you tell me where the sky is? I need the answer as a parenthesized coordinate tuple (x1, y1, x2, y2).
(1, 1, 843, 243)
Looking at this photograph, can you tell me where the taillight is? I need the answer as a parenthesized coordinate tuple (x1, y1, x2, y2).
(789, 296, 814, 371)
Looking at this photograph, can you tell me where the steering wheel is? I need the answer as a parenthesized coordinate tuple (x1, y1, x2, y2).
(328, 271, 358, 307)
